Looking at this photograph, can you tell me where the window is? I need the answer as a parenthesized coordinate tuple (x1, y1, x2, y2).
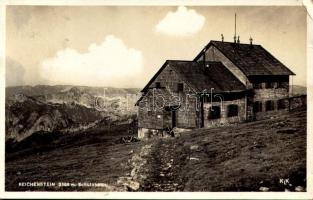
(277, 82, 286, 88)
(272, 82, 277, 88)
(253, 82, 262, 89)
(265, 100, 275, 111)
(277, 99, 287, 110)
(177, 83, 184, 92)
(227, 104, 239, 117)
(265, 82, 274, 89)
(155, 82, 161, 88)
(253, 101, 262, 113)
(208, 106, 221, 119)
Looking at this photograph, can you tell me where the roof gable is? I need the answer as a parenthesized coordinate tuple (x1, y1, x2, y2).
(141, 61, 170, 93)
(141, 60, 246, 94)
(169, 60, 246, 93)
(194, 40, 295, 76)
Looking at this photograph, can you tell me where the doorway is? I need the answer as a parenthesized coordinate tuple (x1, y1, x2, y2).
(171, 110, 176, 128)
(164, 106, 178, 129)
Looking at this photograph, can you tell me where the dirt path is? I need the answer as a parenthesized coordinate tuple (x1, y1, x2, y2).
(140, 138, 185, 191)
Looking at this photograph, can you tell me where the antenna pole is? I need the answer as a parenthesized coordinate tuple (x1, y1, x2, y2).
(235, 13, 237, 38)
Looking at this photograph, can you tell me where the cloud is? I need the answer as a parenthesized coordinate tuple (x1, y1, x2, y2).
(40, 35, 143, 87)
(156, 6, 205, 36)
(6, 57, 25, 86)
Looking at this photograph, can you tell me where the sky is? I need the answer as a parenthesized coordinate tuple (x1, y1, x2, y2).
(6, 6, 307, 87)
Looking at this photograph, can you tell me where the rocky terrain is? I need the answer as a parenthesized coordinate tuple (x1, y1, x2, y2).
(5, 85, 140, 142)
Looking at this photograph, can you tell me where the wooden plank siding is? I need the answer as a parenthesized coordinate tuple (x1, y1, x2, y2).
(197, 46, 250, 87)
(138, 65, 200, 130)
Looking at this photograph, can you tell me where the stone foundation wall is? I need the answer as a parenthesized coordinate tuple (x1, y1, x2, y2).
(203, 97, 246, 128)
(252, 87, 290, 120)
(137, 127, 191, 139)
(254, 87, 289, 101)
(289, 95, 306, 110)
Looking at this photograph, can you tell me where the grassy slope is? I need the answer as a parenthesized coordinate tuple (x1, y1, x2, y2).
(168, 108, 306, 191)
(6, 108, 306, 192)
(5, 124, 146, 191)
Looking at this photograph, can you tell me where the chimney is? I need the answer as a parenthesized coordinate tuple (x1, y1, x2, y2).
(204, 63, 211, 76)
(237, 35, 240, 44)
(233, 13, 237, 43)
(249, 36, 253, 45)
(221, 34, 224, 42)
(202, 47, 206, 67)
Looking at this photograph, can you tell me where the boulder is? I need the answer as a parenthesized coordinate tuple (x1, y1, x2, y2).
(189, 157, 200, 161)
(130, 168, 138, 177)
(117, 177, 140, 191)
(259, 186, 269, 192)
(117, 176, 132, 182)
(295, 186, 305, 192)
(190, 145, 199, 150)
(131, 154, 141, 162)
(125, 180, 140, 191)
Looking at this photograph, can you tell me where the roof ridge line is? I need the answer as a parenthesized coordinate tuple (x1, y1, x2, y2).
(166, 59, 195, 62)
(210, 40, 261, 46)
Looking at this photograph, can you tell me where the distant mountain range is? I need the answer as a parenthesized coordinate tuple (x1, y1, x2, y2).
(5, 84, 306, 142)
(6, 85, 140, 98)
(5, 85, 141, 142)
(292, 85, 306, 96)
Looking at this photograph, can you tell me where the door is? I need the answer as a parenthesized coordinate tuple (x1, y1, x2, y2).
(163, 109, 171, 128)
(171, 110, 176, 128)
(164, 106, 178, 129)
(200, 96, 204, 128)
